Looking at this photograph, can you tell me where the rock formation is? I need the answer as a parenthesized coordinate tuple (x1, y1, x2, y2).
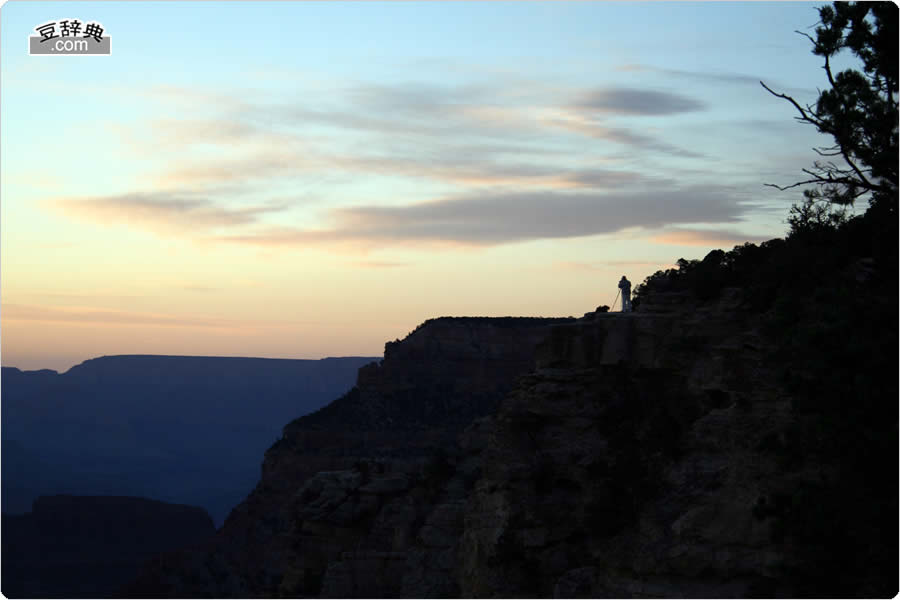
(124, 283, 896, 597)
(123, 317, 573, 597)
(460, 290, 790, 597)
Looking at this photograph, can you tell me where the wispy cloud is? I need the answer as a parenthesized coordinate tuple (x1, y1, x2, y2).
(574, 87, 706, 116)
(650, 227, 772, 247)
(158, 152, 317, 187)
(617, 63, 762, 86)
(2, 303, 243, 330)
(240, 81, 707, 159)
(330, 156, 665, 190)
(352, 260, 411, 269)
(129, 107, 683, 190)
(541, 113, 705, 158)
(53, 78, 736, 249)
(221, 185, 750, 249)
(616, 64, 815, 96)
(534, 100, 705, 158)
(555, 260, 678, 272)
(52, 192, 288, 234)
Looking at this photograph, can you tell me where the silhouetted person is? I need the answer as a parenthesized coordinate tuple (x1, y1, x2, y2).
(618, 276, 632, 312)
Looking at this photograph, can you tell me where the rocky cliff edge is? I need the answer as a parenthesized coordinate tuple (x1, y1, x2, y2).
(125, 296, 893, 597)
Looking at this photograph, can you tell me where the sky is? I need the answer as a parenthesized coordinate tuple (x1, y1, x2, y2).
(1, 1, 846, 372)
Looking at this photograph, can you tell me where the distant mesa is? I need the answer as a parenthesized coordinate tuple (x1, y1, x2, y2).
(1, 354, 378, 525)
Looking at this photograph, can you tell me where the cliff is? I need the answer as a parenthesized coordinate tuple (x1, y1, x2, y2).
(125, 259, 896, 597)
(460, 292, 786, 597)
(123, 317, 574, 597)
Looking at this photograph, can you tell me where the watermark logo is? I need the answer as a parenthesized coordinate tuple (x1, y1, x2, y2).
(29, 19, 111, 55)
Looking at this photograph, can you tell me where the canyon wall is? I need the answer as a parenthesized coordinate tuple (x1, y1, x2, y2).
(126, 294, 895, 597)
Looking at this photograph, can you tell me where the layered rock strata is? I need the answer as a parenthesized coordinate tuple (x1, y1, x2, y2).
(129, 291, 875, 597)
(125, 317, 573, 597)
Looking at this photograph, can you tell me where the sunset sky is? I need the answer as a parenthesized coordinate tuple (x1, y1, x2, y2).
(2, 1, 843, 372)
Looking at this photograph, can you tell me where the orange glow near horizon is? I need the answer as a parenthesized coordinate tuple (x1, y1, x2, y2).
(2, 2, 822, 372)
